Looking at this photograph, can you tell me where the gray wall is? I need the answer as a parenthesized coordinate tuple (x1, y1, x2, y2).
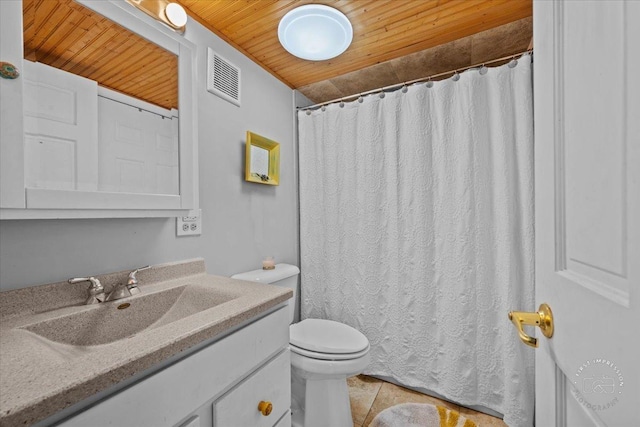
(0, 18, 299, 290)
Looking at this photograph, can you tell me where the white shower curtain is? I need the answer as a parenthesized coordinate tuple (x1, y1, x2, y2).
(298, 55, 534, 427)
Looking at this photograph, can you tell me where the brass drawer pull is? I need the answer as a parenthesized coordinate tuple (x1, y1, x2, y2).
(258, 400, 272, 416)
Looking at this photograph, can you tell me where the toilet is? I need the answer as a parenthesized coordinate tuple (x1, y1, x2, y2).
(232, 264, 370, 427)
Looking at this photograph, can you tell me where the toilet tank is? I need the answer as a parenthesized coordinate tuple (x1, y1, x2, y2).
(231, 264, 300, 323)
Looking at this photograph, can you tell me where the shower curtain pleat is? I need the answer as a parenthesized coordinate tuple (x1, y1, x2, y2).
(298, 55, 534, 427)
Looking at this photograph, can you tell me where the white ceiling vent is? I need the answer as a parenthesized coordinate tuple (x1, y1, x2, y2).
(207, 48, 241, 107)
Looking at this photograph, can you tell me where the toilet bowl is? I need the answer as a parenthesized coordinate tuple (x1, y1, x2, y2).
(231, 264, 370, 427)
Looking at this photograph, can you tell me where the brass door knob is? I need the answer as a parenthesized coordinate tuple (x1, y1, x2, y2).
(258, 400, 273, 416)
(508, 303, 554, 348)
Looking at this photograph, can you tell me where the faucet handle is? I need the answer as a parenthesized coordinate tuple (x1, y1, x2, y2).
(126, 266, 150, 295)
(127, 266, 150, 285)
(69, 276, 103, 290)
(68, 277, 105, 304)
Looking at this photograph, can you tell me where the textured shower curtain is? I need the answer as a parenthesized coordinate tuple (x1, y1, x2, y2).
(297, 55, 534, 427)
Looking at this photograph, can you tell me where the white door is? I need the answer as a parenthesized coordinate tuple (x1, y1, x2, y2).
(22, 61, 98, 192)
(531, 1, 639, 426)
(97, 96, 179, 195)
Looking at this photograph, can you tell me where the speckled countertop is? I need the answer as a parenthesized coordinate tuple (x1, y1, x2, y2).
(0, 259, 292, 426)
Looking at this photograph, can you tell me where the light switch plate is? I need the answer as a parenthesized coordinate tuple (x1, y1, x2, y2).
(176, 209, 202, 236)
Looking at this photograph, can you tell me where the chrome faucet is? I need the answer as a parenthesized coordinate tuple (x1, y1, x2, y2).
(68, 277, 106, 305)
(70, 266, 151, 304)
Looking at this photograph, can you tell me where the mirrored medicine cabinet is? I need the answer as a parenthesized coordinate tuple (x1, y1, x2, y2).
(0, 0, 198, 219)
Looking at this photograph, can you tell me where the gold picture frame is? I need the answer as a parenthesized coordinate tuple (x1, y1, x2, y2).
(245, 131, 280, 185)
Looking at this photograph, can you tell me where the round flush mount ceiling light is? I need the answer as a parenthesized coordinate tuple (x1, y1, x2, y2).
(278, 4, 353, 61)
(165, 3, 188, 28)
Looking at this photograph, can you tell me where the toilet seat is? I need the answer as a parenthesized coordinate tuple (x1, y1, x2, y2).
(290, 342, 370, 361)
(289, 318, 369, 360)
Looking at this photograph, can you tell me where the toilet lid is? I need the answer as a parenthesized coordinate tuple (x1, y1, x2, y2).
(289, 319, 369, 354)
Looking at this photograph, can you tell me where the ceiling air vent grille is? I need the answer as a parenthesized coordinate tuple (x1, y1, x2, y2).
(207, 48, 241, 107)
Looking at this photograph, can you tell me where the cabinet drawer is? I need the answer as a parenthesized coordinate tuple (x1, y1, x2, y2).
(214, 349, 290, 427)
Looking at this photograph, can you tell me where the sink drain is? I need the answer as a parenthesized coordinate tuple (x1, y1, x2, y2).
(117, 303, 131, 310)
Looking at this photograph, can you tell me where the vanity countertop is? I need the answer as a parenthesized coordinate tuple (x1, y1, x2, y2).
(0, 259, 292, 426)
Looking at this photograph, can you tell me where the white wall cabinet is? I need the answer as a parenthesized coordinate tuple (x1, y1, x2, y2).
(0, 0, 198, 219)
(53, 307, 291, 427)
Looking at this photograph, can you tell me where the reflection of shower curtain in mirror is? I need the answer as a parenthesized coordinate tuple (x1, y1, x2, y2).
(298, 56, 534, 427)
(98, 96, 179, 195)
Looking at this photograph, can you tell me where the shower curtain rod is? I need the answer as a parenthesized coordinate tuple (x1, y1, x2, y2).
(298, 49, 533, 111)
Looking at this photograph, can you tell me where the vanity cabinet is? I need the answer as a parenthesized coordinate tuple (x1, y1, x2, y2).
(54, 307, 291, 427)
(0, 0, 198, 219)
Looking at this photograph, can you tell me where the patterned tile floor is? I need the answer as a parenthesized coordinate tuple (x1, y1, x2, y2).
(348, 375, 509, 427)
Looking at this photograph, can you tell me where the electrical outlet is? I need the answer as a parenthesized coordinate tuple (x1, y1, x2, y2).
(176, 209, 202, 236)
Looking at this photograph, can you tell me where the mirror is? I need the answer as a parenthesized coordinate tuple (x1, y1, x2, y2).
(22, 0, 180, 196)
(250, 146, 270, 178)
(245, 131, 280, 186)
(23, 0, 178, 110)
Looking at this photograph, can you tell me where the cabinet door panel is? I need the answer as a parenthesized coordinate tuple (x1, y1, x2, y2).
(24, 135, 75, 190)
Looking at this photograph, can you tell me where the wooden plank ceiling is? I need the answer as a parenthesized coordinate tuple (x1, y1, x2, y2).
(22, 0, 531, 107)
(179, 0, 532, 89)
(23, 0, 178, 110)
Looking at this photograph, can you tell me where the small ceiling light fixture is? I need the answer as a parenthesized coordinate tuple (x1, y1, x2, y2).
(165, 3, 188, 28)
(126, 0, 188, 33)
(278, 4, 352, 61)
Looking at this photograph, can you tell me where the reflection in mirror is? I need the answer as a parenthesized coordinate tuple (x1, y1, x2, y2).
(22, 0, 180, 195)
(250, 146, 270, 178)
(23, 0, 177, 109)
